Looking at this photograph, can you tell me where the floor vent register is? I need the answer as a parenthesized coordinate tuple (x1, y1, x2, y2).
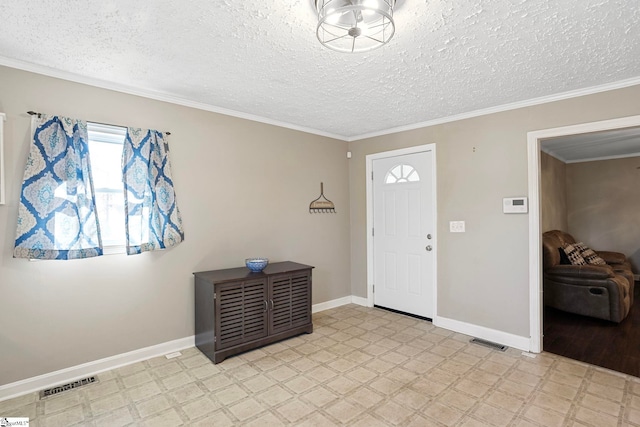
(40, 376, 98, 399)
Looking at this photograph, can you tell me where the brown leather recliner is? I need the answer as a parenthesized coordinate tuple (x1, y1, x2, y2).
(542, 230, 634, 323)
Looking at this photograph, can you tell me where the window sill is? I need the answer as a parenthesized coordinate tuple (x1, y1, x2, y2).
(27, 244, 125, 261)
(103, 245, 126, 255)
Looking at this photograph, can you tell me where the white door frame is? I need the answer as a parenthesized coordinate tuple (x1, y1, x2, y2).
(527, 114, 640, 353)
(366, 144, 438, 319)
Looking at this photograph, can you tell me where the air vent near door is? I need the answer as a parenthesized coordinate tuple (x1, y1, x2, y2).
(40, 376, 98, 399)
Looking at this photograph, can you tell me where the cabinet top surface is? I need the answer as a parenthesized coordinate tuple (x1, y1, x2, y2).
(194, 261, 314, 283)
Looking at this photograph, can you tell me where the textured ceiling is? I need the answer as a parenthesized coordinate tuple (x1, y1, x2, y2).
(0, 0, 639, 140)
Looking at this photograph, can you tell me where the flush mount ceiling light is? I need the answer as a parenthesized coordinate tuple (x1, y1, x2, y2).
(315, 0, 396, 53)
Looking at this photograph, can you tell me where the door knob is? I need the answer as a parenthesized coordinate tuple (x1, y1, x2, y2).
(426, 245, 432, 251)
(427, 234, 432, 239)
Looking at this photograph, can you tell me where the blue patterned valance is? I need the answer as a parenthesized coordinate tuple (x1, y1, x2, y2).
(14, 115, 102, 259)
(122, 128, 184, 255)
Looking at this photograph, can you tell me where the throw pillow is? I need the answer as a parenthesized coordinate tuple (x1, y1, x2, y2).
(561, 243, 587, 265)
(573, 242, 607, 266)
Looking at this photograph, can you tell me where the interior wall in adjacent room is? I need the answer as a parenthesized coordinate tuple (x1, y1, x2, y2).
(540, 151, 568, 233)
(567, 156, 640, 272)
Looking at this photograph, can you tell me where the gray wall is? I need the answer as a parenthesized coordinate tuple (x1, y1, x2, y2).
(0, 66, 351, 385)
(540, 151, 568, 233)
(567, 156, 640, 272)
(348, 85, 640, 337)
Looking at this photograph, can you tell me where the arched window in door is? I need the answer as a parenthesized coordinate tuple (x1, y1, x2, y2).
(385, 164, 420, 184)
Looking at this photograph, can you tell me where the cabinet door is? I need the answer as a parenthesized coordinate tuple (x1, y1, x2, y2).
(269, 271, 311, 335)
(215, 278, 268, 350)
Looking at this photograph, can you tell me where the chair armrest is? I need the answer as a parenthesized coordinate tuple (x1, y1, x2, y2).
(545, 264, 615, 280)
(596, 251, 627, 265)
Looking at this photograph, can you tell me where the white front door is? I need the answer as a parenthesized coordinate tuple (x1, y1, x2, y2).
(372, 150, 435, 318)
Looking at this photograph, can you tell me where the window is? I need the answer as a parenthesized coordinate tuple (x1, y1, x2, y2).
(87, 122, 127, 251)
(385, 164, 420, 184)
(15, 115, 184, 260)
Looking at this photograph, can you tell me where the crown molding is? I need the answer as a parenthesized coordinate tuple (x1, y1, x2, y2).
(539, 146, 640, 164)
(2, 56, 639, 143)
(346, 76, 640, 141)
(0, 56, 347, 141)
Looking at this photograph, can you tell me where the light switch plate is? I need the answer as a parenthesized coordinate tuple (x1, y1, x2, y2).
(450, 221, 465, 233)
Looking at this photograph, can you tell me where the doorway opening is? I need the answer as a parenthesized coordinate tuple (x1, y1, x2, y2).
(527, 115, 640, 374)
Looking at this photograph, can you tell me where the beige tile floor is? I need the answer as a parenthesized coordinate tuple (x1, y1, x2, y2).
(2, 304, 640, 426)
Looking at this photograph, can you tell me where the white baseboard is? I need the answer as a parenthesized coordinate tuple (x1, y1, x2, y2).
(435, 316, 531, 352)
(0, 336, 195, 403)
(311, 295, 371, 313)
(311, 296, 353, 313)
(350, 296, 369, 307)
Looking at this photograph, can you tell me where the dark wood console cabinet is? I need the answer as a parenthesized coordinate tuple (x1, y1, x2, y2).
(194, 261, 313, 363)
